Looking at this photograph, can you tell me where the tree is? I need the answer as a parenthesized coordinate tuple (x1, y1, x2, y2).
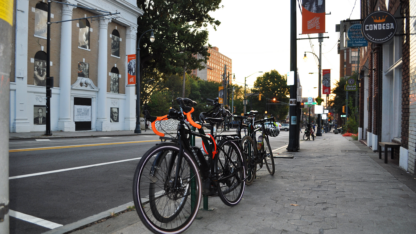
(137, 0, 221, 78)
(251, 70, 290, 121)
(328, 73, 358, 124)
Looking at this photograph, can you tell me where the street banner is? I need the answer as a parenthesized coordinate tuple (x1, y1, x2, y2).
(218, 86, 224, 104)
(322, 69, 331, 94)
(127, 54, 136, 85)
(302, 0, 325, 34)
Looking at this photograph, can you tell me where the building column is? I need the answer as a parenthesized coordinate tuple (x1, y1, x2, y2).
(124, 26, 137, 130)
(96, 18, 111, 131)
(58, 1, 76, 131)
(13, 0, 31, 132)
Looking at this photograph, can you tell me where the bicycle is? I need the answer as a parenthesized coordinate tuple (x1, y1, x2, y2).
(241, 111, 276, 182)
(133, 97, 246, 234)
(303, 124, 315, 141)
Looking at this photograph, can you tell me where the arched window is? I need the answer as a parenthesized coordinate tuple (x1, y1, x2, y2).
(110, 67, 119, 93)
(79, 19, 90, 49)
(34, 51, 47, 86)
(111, 29, 120, 57)
(34, 2, 48, 38)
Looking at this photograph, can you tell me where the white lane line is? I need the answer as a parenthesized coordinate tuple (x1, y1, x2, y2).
(273, 145, 288, 152)
(9, 157, 141, 180)
(35, 139, 50, 142)
(9, 209, 63, 229)
(98, 137, 112, 139)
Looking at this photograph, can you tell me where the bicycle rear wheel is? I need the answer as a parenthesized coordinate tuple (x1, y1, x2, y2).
(133, 143, 202, 234)
(241, 135, 257, 185)
(263, 136, 275, 175)
(215, 140, 246, 206)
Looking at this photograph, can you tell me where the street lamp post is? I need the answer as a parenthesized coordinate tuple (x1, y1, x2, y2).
(304, 50, 322, 136)
(244, 71, 263, 114)
(134, 29, 155, 134)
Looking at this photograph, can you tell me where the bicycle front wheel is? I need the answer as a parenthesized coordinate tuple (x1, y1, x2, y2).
(215, 140, 246, 206)
(241, 135, 257, 186)
(133, 143, 202, 234)
(263, 136, 275, 175)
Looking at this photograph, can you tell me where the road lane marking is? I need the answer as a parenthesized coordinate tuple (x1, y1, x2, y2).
(273, 145, 288, 152)
(35, 139, 50, 141)
(9, 140, 159, 153)
(9, 209, 63, 229)
(9, 157, 142, 180)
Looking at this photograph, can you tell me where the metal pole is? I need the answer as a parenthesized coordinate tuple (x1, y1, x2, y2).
(182, 65, 186, 98)
(231, 87, 235, 119)
(346, 90, 348, 131)
(287, 0, 299, 151)
(316, 33, 323, 136)
(134, 29, 153, 134)
(244, 77, 247, 114)
(0, 0, 13, 231)
(356, 47, 360, 121)
(45, 0, 52, 136)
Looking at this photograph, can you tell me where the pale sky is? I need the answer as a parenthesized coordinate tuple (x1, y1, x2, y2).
(206, 0, 361, 98)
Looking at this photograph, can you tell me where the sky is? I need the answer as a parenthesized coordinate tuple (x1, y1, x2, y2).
(205, 0, 361, 98)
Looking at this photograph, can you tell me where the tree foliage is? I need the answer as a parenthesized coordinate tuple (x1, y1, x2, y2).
(328, 73, 358, 123)
(250, 70, 290, 121)
(137, 0, 221, 76)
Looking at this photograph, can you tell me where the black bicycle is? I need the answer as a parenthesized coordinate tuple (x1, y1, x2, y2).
(133, 98, 246, 234)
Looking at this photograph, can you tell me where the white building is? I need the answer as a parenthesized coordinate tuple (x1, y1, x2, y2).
(10, 0, 143, 132)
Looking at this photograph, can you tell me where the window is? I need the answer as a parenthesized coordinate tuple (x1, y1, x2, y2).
(33, 51, 47, 86)
(111, 29, 120, 57)
(34, 2, 47, 38)
(79, 19, 90, 50)
(110, 67, 119, 93)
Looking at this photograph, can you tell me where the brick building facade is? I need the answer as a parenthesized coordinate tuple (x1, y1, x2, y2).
(10, 0, 142, 132)
(192, 47, 233, 83)
(358, 0, 414, 174)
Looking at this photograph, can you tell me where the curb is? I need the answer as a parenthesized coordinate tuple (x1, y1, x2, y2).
(42, 202, 135, 234)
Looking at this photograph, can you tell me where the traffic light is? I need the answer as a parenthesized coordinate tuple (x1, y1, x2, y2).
(300, 102, 304, 108)
(233, 106, 236, 113)
(259, 93, 261, 101)
(342, 106, 345, 113)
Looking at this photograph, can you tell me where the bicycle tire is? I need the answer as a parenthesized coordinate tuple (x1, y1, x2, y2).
(215, 140, 246, 206)
(241, 135, 257, 185)
(133, 143, 202, 234)
(263, 136, 275, 175)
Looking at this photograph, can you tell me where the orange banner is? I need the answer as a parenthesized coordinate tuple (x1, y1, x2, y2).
(127, 54, 136, 85)
(302, 0, 325, 34)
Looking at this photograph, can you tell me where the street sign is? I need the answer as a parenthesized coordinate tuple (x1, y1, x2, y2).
(315, 105, 323, 114)
(287, 71, 295, 86)
(308, 97, 313, 103)
(304, 102, 317, 105)
(341, 115, 346, 117)
(347, 24, 368, 47)
(345, 77, 357, 91)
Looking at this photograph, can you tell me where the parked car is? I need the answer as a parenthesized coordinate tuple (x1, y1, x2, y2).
(281, 123, 289, 131)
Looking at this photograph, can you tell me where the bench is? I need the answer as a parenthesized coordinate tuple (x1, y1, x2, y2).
(378, 142, 401, 164)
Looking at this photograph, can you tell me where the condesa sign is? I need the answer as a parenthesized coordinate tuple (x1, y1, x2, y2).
(362, 11, 397, 44)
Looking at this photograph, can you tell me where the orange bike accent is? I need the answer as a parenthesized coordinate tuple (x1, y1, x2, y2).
(183, 107, 201, 129)
(151, 115, 168, 137)
(201, 134, 217, 159)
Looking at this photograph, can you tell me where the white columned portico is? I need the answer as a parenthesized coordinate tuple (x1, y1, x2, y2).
(124, 26, 137, 130)
(96, 18, 111, 131)
(13, 0, 31, 132)
(58, 1, 76, 131)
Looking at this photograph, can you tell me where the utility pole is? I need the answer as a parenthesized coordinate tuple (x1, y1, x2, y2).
(231, 87, 235, 119)
(0, 0, 13, 231)
(316, 33, 323, 136)
(244, 76, 247, 114)
(287, 0, 299, 151)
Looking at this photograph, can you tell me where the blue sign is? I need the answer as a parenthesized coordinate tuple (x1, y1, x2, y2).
(347, 24, 368, 47)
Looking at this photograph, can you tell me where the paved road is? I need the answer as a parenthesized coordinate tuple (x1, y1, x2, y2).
(9, 131, 290, 234)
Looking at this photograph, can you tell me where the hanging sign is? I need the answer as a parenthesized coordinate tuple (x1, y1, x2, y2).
(345, 77, 357, 91)
(302, 0, 326, 34)
(315, 105, 323, 114)
(362, 11, 397, 44)
(127, 54, 136, 85)
(347, 24, 368, 47)
(322, 69, 331, 94)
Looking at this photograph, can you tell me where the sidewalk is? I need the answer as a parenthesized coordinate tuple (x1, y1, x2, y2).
(49, 133, 416, 234)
